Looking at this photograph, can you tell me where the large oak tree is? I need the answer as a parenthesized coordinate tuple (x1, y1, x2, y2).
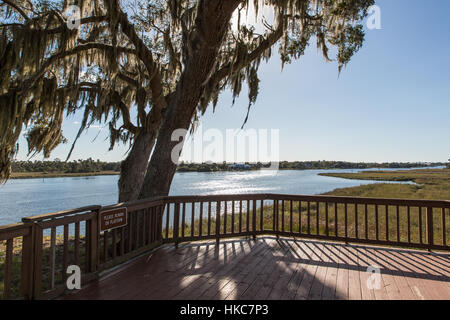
(0, 0, 374, 201)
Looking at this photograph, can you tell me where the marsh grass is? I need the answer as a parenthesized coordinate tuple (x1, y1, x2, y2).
(165, 201, 448, 246)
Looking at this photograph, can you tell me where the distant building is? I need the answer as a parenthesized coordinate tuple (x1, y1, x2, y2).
(229, 164, 251, 170)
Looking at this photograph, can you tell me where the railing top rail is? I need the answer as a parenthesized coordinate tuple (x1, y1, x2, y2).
(22, 205, 102, 223)
(0, 221, 29, 232)
(14, 193, 449, 226)
(101, 196, 166, 212)
(264, 193, 450, 207)
(0, 222, 31, 241)
(163, 193, 449, 207)
(164, 194, 268, 202)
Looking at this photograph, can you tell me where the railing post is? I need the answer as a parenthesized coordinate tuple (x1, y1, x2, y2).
(252, 200, 257, 240)
(32, 223, 43, 299)
(92, 208, 100, 272)
(276, 200, 279, 239)
(85, 208, 99, 273)
(173, 203, 180, 247)
(426, 207, 434, 250)
(20, 224, 34, 299)
(216, 201, 221, 245)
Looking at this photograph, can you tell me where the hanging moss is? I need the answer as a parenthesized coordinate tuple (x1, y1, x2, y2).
(0, 0, 374, 182)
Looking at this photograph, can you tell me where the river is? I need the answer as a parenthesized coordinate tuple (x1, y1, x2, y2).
(0, 167, 433, 225)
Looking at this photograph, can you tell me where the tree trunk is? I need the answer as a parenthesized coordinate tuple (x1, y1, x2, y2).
(138, 0, 241, 199)
(117, 130, 155, 202)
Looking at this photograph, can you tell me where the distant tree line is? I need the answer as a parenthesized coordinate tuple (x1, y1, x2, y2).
(11, 159, 444, 175)
(278, 161, 444, 170)
(178, 161, 444, 172)
(11, 158, 121, 174)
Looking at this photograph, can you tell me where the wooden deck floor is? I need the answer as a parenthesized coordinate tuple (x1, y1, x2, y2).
(65, 237, 450, 300)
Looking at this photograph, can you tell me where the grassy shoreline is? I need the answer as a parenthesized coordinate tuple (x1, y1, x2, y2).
(10, 171, 120, 179)
(321, 168, 450, 200)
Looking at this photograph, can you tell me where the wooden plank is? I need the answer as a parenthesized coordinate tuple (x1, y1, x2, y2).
(316, 202, 320, 235)
(37, 211, 95, 229)
(334, 244, 349, 300)
(418, 207, 423, 244)
(173, 203, 180, 245)
(20, 229, 34, 299)
(294, 241, 325, 300)
(174, 240, 261, 300)
(407, 206, 411, 243)
(63, 224, 69, 281)
(252, 200, 257, 236)
(344, 203, 348, 238)
(49, 227, 56, 289)
(375, 205, 379, 241)
(222, 201, 226, 235)
(308, 242, 332, 300)
(165, 203, 170, 240)
(33, 225, 43, 299)
(103, 230, 109, 262)
(386, 205, 389, 241)
(127, 214, 133, 253)
(0, 224, 30, 241)
(321, 243, 341, 300)
(335, 203, 338, 237)
(354, 245, 376, 300)
(364, 204, 368, 239)
(442, 208, 446, 246)
(246, 200, 250, 232)
(112, 228, 117, 259)
(208, 202, 212, 236)
(74, 222, 80, 266)
(361, 247, 389, 300)
(191, 202, 195, 237)
(134, 211, 140, 249)
(216, 201, 221, 241)
(231, 201, 235, 234)
(181, 203, 186, 238)
(298, 201, 302, 234)
(3, 238, 13, 299)
(260, 200, 264, 231)
(199, 202, 204, 236)
(307, 201, 311, 234)
(120, 226, 125, 256)
(142, 209, 147, 246)
(239, 200, 243, 233)
(289, 200, 293, 233)
(426, 207, 433, 246)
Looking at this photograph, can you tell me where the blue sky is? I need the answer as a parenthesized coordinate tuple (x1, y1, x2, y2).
(15, 0, 450, 163)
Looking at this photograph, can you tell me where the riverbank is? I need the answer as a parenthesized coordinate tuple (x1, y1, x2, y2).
(321, 168, 450, 200)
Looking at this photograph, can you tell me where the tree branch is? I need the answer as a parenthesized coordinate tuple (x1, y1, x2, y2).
(21, 42, 136, 95)
(1, 0, 29, 21)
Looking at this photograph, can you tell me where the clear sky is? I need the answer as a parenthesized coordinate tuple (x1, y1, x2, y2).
(15, 0, 450, 163)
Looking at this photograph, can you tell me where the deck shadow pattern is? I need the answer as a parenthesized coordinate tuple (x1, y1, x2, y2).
(65, 237, 450, 300)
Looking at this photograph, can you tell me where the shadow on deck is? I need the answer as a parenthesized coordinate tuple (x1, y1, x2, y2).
(64, 237, 450, 300)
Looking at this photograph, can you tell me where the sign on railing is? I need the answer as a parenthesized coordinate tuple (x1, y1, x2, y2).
(100, 208, 128, 232)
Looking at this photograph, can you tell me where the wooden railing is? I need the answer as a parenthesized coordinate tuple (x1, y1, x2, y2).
(0, 193, 449, 299)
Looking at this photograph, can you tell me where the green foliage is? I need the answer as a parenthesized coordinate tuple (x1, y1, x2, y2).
(11, 158, 121, 174)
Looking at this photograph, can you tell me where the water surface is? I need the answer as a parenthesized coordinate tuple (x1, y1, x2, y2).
(0, 167, 427, 225)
